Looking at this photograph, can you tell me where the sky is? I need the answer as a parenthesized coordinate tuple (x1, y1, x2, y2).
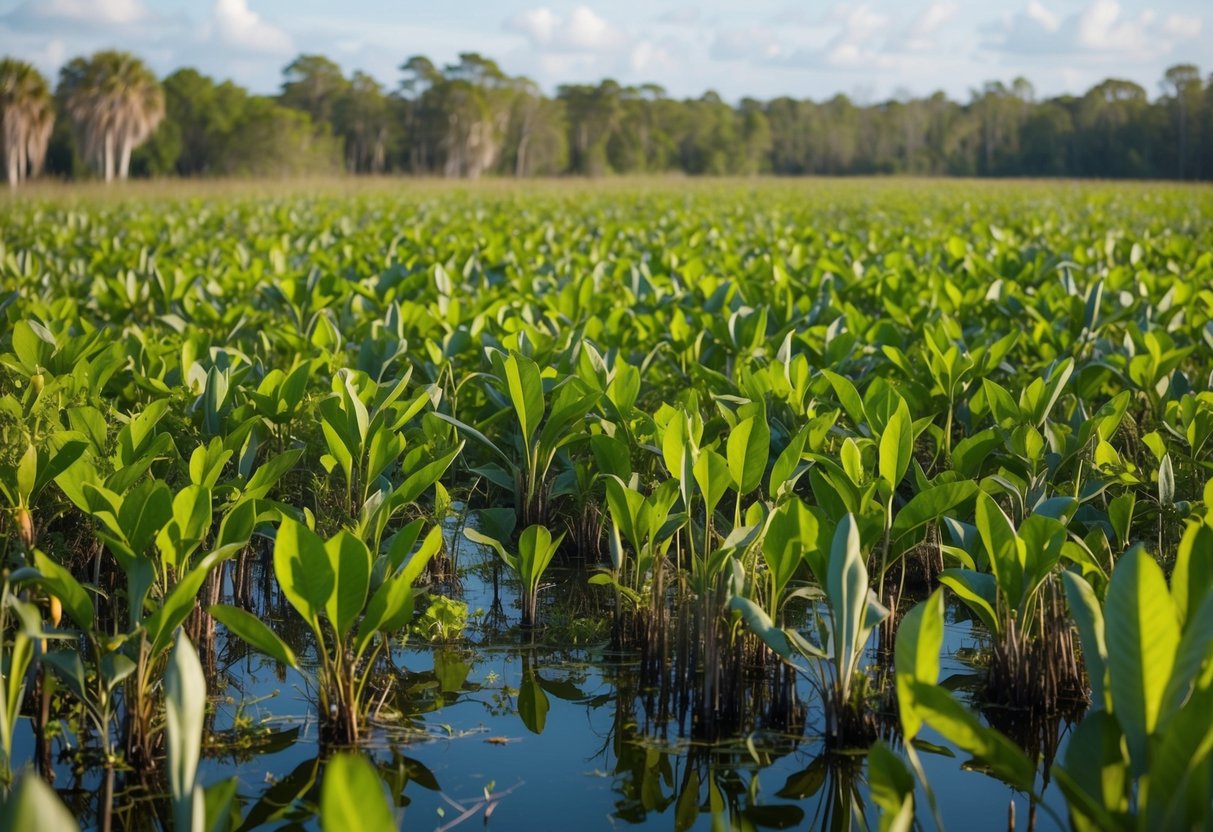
(1, 0, 1209, 103)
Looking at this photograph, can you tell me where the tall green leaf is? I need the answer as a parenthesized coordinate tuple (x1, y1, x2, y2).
(166, 632, 206, 832)
(1104, 547, 1180, 773)
(273, 518, 335, 624)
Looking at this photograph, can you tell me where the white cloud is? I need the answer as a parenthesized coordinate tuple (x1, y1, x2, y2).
(1025, 0, 1060, 33)
(505, 5, 626, 53)
(1160, 13, 1203, 39)
(656, 7, 700, 26)
(892, 1, 958, 53)
(206, 0, 293, 55)
(986, 0, 1202, 60)
(1076, 0, 1148, 51)
(1, 0, 160, 32)
(711, 27, 783, 61)
(915, 1, 958, 36)
(822, 4, 891, 68)
(24, 0, 150, 26)
(832, 4, 890, 40)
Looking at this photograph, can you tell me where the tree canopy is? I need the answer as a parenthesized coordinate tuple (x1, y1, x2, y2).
(12, 49, 1211, 181)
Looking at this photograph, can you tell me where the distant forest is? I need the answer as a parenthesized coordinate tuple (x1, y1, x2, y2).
(2, 50, 1210, 184)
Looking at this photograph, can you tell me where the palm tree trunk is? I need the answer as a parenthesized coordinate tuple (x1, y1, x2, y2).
(119, 133, 132, 180)
(6, 145, 18, 187)
(17, 136, 28, 184)
(104, 130, 115, 183)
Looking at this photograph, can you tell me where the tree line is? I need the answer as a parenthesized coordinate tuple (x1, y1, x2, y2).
(2, 50, 1210, 185)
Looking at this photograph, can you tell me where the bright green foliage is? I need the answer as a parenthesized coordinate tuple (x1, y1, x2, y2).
(216, 516, 441, 743)
(321, 753, 396, 832)
(1057, 530, 1213, 831)
(0, 180, 1210, 827)
(466, 522, 565, 628)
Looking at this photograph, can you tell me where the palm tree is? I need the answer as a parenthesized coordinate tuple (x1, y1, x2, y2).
(58, 50, 164, 182)
(0, 58, 55, 187)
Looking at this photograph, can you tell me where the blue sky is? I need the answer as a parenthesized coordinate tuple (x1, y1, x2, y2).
(1, 0, 1209, 102)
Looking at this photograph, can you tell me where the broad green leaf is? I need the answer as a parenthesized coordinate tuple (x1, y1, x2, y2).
(1054, 710, 1128, 831)
(33, 549, 94, 630)
(504, 352, 544, 451)
(692, 448, 730, 518)
(908, 681, 1037, 792)
(769, 424, 810, 497)
(1162, 589, 1213, 716)
(242, 449, 304, 501)
(1062, 571, 1108, 710)
(939, 568, 1000, 635)
(821, 369, 868, 432)
(356, 572, 415, 655)
(975, 492, 1022, 603)
(518, 524, 562, 592)
(399, 525, 444, 587)
(726, 414, 769, 495)
(324, 531, 371, 637)
(827, 514, 871, 683)
(273, 518, 335, 624)
(1147, 686, 1213, 832)
(762, 498, 818, 598)
(391, 443, 463, 507)
(0, 771, 79, 832)
(891, 481, 978, 539)
(879, 399, 913, 489)
(895, 589, 945, 740)
(463, 526, 517, 573)
(119, 479, 173, 555)
(1104, 546, 1180, 773)
(730, 595, 796, 660)
(1172, 519, 1213, 625)
(209, 604, 298, 668)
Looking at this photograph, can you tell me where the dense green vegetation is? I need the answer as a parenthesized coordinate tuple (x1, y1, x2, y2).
(3, 51, 1213, 185)
(0, 179, 1211, 830)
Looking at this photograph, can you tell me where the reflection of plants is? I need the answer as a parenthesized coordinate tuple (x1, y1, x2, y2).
(320, 753, 397, 831)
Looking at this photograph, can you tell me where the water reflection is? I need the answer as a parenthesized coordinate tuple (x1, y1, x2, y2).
(11, 522, 1075, 831)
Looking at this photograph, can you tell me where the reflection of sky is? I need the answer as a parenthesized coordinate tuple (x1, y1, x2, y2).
(16, 525, 1069, 830)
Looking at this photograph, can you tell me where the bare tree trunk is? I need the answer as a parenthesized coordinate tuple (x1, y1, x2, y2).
(6, 145, 18, 187)
(373, 129, 385, 173)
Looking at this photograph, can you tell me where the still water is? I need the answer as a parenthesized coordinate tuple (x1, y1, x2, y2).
(16, 521, 1075, 831)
